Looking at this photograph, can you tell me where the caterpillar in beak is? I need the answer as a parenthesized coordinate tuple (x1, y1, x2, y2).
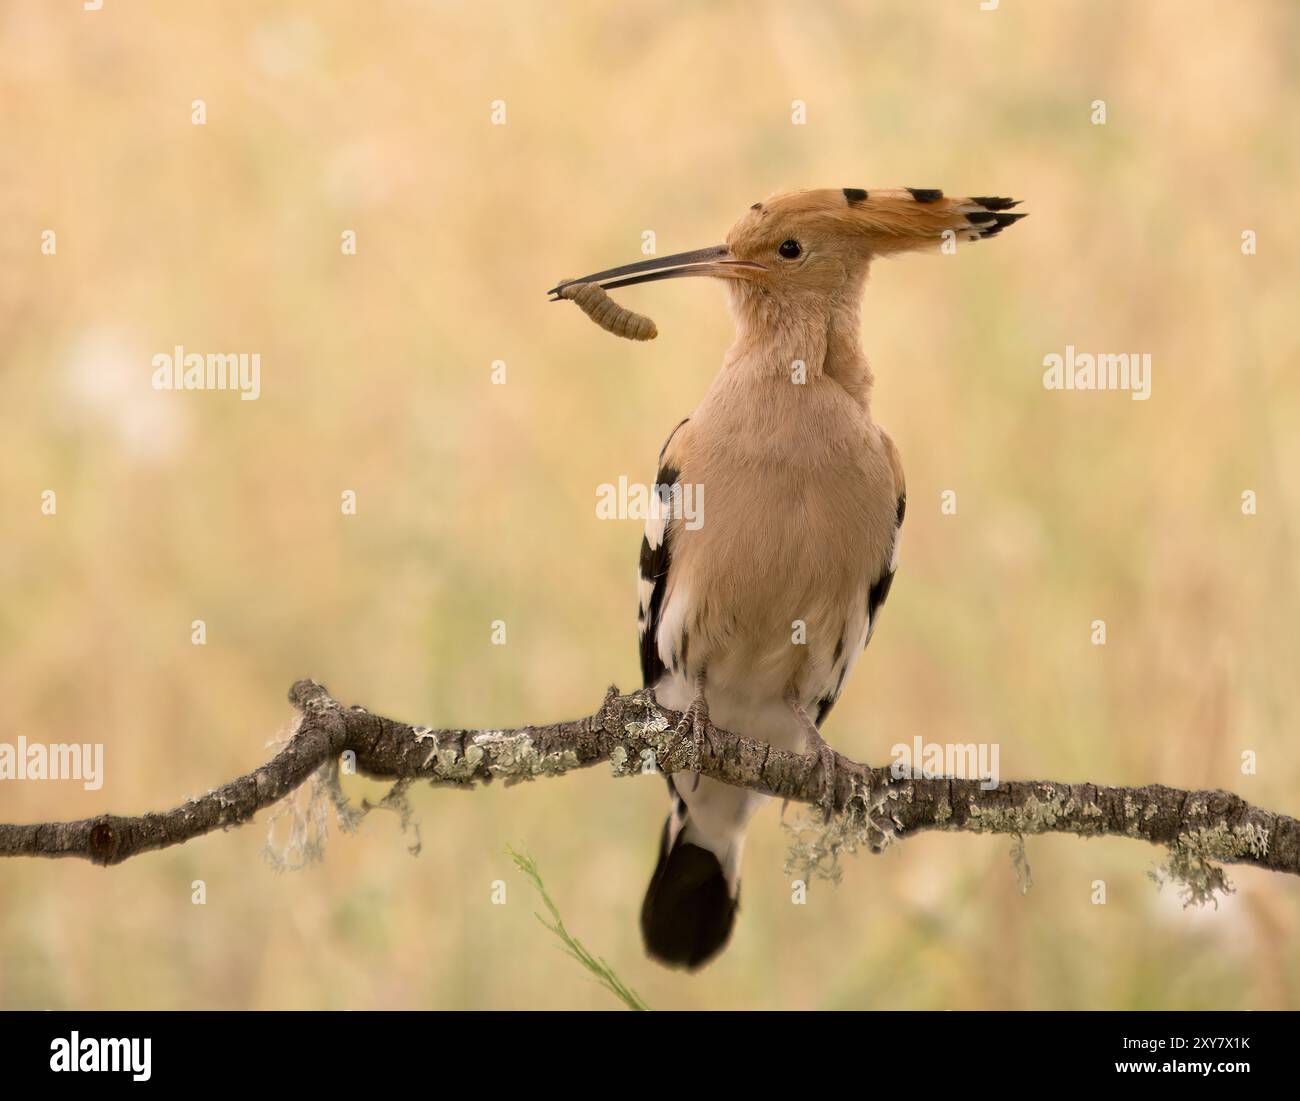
(558, 282, 657, 342)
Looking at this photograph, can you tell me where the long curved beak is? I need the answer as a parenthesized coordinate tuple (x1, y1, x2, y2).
(547, 245, 765, 300)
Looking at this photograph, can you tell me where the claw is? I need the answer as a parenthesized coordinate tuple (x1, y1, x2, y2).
(811, 738, 838, 819)
(787, 696, 840, 820)
(672, 676, 711, 789)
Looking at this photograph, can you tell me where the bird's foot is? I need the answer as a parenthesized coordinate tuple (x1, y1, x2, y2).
(673, 689, 713, 792)
(790, 705, 839, 820)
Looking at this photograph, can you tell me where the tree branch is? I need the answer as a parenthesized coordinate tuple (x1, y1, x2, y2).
(1, 679, 1296, 899)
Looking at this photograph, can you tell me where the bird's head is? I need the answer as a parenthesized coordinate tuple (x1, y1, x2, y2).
(548, 188, 1025, 320)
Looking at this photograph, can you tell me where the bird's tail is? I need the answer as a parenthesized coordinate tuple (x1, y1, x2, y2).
(640, 781, 742, 971)
(842, 187, 1027, 253)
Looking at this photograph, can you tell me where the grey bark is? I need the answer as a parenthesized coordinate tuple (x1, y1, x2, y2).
(0, 680, 1294, 896)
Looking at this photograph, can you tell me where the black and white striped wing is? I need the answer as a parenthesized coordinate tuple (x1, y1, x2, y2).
(638, 420, 687, 689)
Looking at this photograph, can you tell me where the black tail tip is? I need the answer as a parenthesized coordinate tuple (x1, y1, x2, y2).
(641, 823, 738, 971)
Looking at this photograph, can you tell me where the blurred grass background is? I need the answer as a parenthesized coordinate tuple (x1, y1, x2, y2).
(2, 0, 1299, 1009)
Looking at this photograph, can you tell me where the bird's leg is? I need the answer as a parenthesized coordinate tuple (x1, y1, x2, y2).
(673, 672, 712, 791)
(787, 694, 839, 820)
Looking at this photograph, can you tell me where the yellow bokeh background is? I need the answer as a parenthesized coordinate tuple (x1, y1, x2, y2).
(2, 0, 1298, 1009)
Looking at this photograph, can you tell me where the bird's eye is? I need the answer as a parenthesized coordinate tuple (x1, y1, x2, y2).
(778, 239, 802, 259)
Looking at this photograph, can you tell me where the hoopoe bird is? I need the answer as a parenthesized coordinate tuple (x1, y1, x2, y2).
(551, 187, 1026, 970)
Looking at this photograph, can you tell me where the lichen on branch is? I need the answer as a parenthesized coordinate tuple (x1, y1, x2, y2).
(0, 680, 1295, 911)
